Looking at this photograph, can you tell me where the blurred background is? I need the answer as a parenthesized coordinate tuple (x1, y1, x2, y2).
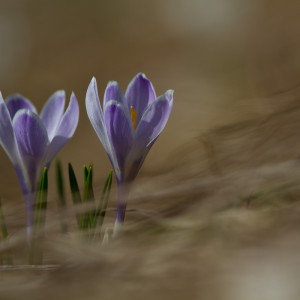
(2, 1, 300, 299)
(1, 0, 300, 199)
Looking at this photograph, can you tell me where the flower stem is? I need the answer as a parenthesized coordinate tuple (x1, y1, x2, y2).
(113, 183, 130, 237)
(116, 202, 127, 223)
(24, 192, 35, 243)
(14, 165, 35, 236)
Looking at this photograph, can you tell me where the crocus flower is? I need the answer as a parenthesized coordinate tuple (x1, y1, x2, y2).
(0, 91, 79, 228)
(86, 73, 173, 223)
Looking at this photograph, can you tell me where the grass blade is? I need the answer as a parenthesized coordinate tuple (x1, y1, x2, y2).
(56, 159, 65, 206)
(68, 163, 82, 204)
(68, 163, 82, 228)
(83, 164, 95, 229)
(56, 159, 68, 233)
(83, 164, 94, 203)
(34, 167, 48, 229)
(83, 165, 88, 186)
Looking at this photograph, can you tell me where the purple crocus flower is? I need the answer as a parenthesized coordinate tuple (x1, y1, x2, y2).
(86, 73, 173, 224)
(0, 91, 79, 229)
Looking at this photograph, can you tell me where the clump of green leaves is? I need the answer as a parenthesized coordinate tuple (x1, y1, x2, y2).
(0, 161, 113, 266)
(67, 163, 113, 236)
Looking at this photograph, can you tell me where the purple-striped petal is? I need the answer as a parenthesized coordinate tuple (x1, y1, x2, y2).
(124, 90, 172, 182)
(86, 77, 111, 152)
(5, 94, 37, 119)
(103, 81, 125, 108)
(40, 90, 65, 141)
(125, 73, 156, 125)
(0, 92, 21, 165)
(13, 110, 49, 159)
(44, 92, 79, 165)
(136, 90, 173, 148)
(104, 101, 134, 172)
(13, 110, 49, 190)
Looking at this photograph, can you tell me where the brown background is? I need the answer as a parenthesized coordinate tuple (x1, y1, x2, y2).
(2, 2, 300, 298)
(1, 0, 300, 200)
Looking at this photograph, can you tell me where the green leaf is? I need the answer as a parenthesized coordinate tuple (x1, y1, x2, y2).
(34, 167, 48, 229)
(83, 164, 94, 203)
(83, 165, 88, 186)
(68, 163, 82, 205)
(83, 164, 95, 229)
(68, 163, 82, 228)
(56, 159, 68, 233)
(69, 163, 111, 233)
(56, 159, 65, 206)
(91, 170, 113, 229)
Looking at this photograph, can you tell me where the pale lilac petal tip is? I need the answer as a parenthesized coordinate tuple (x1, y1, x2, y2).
(55, 92, 79, 138)
(86, 77, 102, 120)
(165, 89, 174, 104)
(44, 92, 79, 165)
(136, 90, 173, 147)
(0, 97, 20, 164)
(86, 77, 111, 152)
(40, 90, 66, 141)
(103, 81, 125, 108)
(125, 73, 156, 125)
(5, 94, 37, 119)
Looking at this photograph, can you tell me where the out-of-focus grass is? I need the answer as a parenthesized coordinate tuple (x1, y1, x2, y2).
(1, 97, 300, 299)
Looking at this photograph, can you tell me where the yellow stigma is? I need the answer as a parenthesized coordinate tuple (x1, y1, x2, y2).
(130, 106, 137, 130)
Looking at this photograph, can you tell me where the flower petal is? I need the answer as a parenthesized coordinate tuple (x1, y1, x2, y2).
(125, 73, 156, 125)
(103, 81, 125, 108)
(86, 77, 111, 152)
(104, 100, 134, 172)
(55, 92, 79, 138)
(136, 90, 173, 148)
(40, 90, 65, 141)
(45, 136, 69, 167)
(44, 92, 79, 165)
(13, 110, 49, 159)
(0, 92, 21, 164)
(124, 91, 173, 182)
(13, 110, 49, 190)
(5, 93, 37, 119)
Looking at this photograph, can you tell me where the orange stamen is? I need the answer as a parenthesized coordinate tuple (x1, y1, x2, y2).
(130, 106, 137, 130)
